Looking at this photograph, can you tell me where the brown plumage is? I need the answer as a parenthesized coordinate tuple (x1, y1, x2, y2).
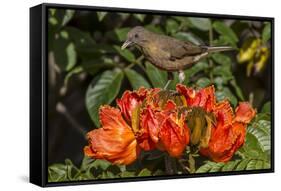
(121, 26, 233, 86)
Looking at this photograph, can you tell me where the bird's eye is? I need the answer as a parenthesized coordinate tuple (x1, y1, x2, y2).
(134, 34, 139, 38)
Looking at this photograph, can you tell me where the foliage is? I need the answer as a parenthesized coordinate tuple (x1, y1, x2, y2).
(47, 8, 272, 182)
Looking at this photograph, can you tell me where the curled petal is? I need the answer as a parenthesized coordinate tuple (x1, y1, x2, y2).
(176, 85, 215, 112)
(213, 100, 234, 130)
(202, 122, 246, 162)
(117, 87, 148, 123)
(84, 106, 139, 165)
(200, 101, 247, 162)
(234, 102, 256, 124)
(159, 115, 190, 157)
(137, 106, 160, 150)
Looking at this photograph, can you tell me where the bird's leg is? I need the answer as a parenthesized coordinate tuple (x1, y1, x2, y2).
(163, 72, 174, 90)
(179, 70, 185, 84)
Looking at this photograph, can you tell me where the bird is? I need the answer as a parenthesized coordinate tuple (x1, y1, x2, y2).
(121, 26, 233, 89)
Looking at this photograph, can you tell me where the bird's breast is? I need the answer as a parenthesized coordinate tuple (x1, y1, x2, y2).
(142, 43, 178, 71)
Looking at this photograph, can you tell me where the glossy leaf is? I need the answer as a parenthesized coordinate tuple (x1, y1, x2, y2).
(114, 45, 136, 62)
(86, 69, 124, 127)
(262, 22, 271, 43)
(97, 12, 107, 21)
(213, 21, 238, 47)
(188, 17, 211, 31)
(145, 62, 167, 88)
(125, 68, 151, 89)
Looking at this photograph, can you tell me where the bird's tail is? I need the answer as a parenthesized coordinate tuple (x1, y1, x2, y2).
(204, 46, 234, 53)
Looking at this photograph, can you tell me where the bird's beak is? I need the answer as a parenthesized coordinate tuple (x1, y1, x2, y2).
(121, 40, 133, 50)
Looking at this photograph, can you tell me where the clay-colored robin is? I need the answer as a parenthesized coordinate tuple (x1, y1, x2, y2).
(121, 26, 233, 88)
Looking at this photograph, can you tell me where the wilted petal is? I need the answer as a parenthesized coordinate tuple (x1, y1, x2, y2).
(234, 102, 256, 124)
(84, 106, 139, 165)
(117, 87, 147, 123)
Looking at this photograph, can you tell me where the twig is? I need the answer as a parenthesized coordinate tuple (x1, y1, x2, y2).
(208, 26, 214, 82)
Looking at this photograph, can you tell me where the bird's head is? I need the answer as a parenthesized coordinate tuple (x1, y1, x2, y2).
(121, 26, 148, 50)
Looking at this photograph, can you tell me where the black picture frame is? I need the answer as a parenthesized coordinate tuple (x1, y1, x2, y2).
(30, 3, 275, 187)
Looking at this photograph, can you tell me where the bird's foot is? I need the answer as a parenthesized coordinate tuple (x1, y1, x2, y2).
(179, 70, 185, 84)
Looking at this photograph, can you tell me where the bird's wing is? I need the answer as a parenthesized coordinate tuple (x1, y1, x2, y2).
(161, 38, 206, 60)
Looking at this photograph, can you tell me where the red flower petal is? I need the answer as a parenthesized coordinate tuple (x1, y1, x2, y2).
(176, 85, 215, 112)
(159, 114, 190, 157)
(213, 100, 234, 130)
(234, 102, 256, 124)
(84, 106, 139, 165)
(200, 101, 247, 162)
(137, 106, 159, 150)
(117, 87, 148, 123)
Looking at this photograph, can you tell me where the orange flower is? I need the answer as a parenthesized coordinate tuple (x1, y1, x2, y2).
(116, 87, 148, 123)
(84, 84, 256, 165)
(84, 106, 139, 165)
(139, 101, 190, 157)
(177, 85, 256, 162)
(199, 101, 255, 162)
(234, 102, 257, 124)
(177, 84, 215, 112)
(85, 87, 191, 165)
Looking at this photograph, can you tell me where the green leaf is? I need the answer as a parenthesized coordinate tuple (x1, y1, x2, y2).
(120, 171, 136, 177)
(97, 12, 107, 21)
(261, 101, 271, 113)
(166, 19, 179, 34)
(64, 66, 83, 86)
(138, 168, 152, 176)
(196, 77, 211, 87)
(230, 79, 245, 101)
(215, 87, 237, 106)
(246, 160, 263, 170)
(248, 120, 271, 153)
(115, 28, 130, 42)
(114, 45, 135, 62)
(235, 159, 251, 171)
(145, 62, 167, 88)
(134, 14, 145, 22)
(213, 21, 238, 47)
(239, 118, 271, 161)
(92, 159, 112, 171)
(86, 69, 124, 127)
(66, 27, 96, 49)
(221, 160, 240, 172)
(262, 22, 271, 43)
(211, 53, 231, 66)
(188, 17, 211, 31)
(53, 32, 77, 71)
(184, 61, 209, 84)
(125, 68, 151, 89)
(145, 25, 164, 34)
(48, 164, 68, 182)
(61, 10, 75, 26)
(196, 161, 224, 173)
(212, 64, 233, 83)
(81, 58, 115, 76)
(173, 32, 202, 45)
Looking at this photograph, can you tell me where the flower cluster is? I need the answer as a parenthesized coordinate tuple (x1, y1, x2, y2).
(84, 84, 256, 165)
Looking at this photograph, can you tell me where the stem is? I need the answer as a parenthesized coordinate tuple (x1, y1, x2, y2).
(208, 24, 214, 82)
(249, 92, 254, 106)
(188, 153, 196, 174)
(164, 154, 174, 175)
